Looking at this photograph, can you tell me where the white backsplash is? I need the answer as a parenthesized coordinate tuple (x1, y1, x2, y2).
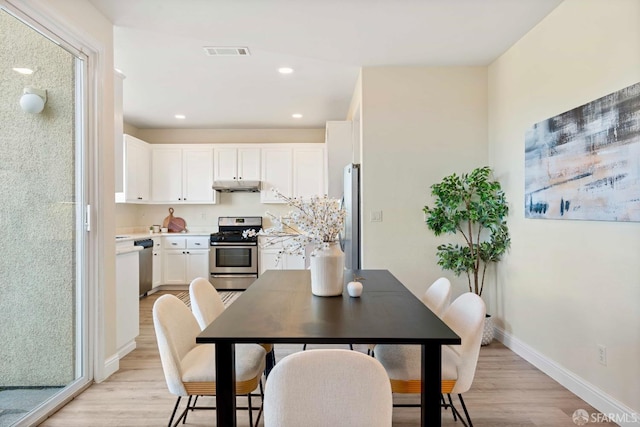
(115, 192, 290, 233)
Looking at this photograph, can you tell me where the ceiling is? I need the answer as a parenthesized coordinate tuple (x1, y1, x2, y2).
(88, 0, 563, 130)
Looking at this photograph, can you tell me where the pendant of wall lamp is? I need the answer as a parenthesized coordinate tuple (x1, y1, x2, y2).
(20, 87, 47, 114)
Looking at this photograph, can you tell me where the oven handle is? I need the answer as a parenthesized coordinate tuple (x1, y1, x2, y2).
(210, 242, 258, 246)
(210, 274, 259, 278)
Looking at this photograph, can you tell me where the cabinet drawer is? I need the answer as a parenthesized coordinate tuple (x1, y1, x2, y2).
(164, 236, 186, 249)
(187, 236, 209, 249)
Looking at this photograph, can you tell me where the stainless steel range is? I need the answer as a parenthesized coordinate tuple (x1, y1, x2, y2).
(209, 216, 262, 290)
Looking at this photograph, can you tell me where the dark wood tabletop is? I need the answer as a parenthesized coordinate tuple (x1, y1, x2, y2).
(196, 269, 460, 427)
(198, 269, 460, 345)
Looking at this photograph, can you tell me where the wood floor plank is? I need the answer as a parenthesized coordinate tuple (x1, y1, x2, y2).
(39, 291, 614, 426)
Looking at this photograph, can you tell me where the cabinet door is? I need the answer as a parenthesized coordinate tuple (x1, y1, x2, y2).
(186, 250, 209, 283)
(283, 253, 306, 270)
(259, 249, 282, 275)
(213, 147, 238, 180)
(152, 147, 183, 202)
(293, 146, 326, 198)
(163, 250, 187, 284)
(183, 147, 215, 203)
(237, 148, 261, 180)
(261, 147, 292, 202)
(124, 135, 150, 202)
(152, 251, 162, 288)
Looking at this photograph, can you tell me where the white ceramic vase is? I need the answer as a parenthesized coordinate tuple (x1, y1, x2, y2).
(310, 242, 345, 297)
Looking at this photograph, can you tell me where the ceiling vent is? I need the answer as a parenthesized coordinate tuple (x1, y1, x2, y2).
(203, 46, 251, 56)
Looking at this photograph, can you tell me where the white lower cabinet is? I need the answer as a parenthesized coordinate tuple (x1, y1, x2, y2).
(259, 238, 307, 275)
(162, 236, 209, 284)
(152, 250, 162, 288)
(152, 237, 162, 288)
(259, 249, 306, 275)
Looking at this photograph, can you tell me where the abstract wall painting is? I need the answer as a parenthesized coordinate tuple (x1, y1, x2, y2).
(524, 82, 640, 222)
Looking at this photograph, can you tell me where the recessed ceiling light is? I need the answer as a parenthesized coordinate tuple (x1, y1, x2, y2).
(278, 67, 294, 74)
(175, 114, 186, 119)
(13, 67, 33, 75)
(292, 113, 303, 119)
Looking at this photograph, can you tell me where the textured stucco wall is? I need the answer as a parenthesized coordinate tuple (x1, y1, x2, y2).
(0, 10, 76, 386)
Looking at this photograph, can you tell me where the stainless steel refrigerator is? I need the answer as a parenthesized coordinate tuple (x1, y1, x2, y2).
(341, 163, 361, 270)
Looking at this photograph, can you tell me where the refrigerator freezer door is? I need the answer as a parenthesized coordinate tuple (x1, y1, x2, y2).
(342, 164, 360, 270)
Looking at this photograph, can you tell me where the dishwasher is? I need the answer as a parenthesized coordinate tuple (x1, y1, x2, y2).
(134, 239, 154, 297)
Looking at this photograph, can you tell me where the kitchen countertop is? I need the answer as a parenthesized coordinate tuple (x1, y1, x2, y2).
(115, 231, 212, 242)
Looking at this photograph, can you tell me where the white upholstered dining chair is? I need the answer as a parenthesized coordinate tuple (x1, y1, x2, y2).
(368, 277, 452, 357)
(421, 276, 452, 317)
(189, 277, 226, 329)
(152, 294, 266, 427)
(189, 277, 277, 375)
(374, 292, 485, 427)
(264, 349, 393, 427)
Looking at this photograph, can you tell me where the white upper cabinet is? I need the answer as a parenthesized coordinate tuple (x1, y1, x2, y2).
(214, 146, 261, 181)
(151, 147, 182, 202)
(213, 147, 237, 180)
(122, 134, 150, 203)
(151, 145, 216, 204)
(261, 147, 293, 203)
(261, 144, 327, 203)
(293, 146, 326, 198)
(183, 147, 215, 202)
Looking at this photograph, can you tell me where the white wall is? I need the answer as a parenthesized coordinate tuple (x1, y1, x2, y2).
(360, 66, 488, 296)
(116, 193, 291, 233)
(488, 0, 640, 414)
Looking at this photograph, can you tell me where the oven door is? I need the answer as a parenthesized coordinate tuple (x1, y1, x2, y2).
(210, 243, 258, 275)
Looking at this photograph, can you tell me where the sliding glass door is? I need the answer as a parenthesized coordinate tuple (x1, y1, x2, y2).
(0, 5, 90, 426)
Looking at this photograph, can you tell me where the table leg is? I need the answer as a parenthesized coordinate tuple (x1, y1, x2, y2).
(216, 342, 236, 426)
(421, 343, 441, 427)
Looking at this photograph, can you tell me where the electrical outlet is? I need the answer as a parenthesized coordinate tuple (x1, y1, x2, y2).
(597, 344, 607, 366)
(201, 212, 207, 220)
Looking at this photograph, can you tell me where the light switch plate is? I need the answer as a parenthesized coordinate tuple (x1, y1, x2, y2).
(370, 210, 383, 222)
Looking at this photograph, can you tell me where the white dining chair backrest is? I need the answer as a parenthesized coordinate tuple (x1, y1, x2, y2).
(421, 277, 452, 317)
(153, 294, 201, 396)
(441, 292, 486, 394)
(264, 349, 393, 427)
(189, 277, 226, 330)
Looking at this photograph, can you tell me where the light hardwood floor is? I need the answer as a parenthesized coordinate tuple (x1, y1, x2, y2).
(40, 291, 613, 426)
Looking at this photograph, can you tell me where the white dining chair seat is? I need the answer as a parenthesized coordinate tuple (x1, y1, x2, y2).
(181, 343, 266, 384)
(374, 344, 459, 383)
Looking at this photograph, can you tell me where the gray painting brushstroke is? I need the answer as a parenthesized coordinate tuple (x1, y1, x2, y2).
(525, 81, 640, 221)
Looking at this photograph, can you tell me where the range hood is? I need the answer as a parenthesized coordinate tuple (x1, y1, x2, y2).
(212, 180, 261, 193)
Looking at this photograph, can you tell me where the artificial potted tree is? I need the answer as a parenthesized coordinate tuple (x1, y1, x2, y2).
(423, 166, 510, 345)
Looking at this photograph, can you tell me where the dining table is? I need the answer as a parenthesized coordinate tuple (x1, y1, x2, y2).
(196, 269, 461, 427)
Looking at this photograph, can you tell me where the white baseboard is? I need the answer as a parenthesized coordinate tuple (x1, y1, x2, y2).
(98, 353, 119, 383)
(495, 327, 639, 427)
(117, 340, 137, 359)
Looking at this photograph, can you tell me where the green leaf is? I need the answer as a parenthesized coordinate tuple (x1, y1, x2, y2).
(424, 166, 510, 295)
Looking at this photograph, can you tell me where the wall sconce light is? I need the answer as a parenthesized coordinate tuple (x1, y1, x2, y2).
(20, 87, 47, 114)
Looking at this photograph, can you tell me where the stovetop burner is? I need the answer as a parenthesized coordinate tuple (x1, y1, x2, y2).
(210, 230, 257, 242)
(210, 216, 262, 244)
